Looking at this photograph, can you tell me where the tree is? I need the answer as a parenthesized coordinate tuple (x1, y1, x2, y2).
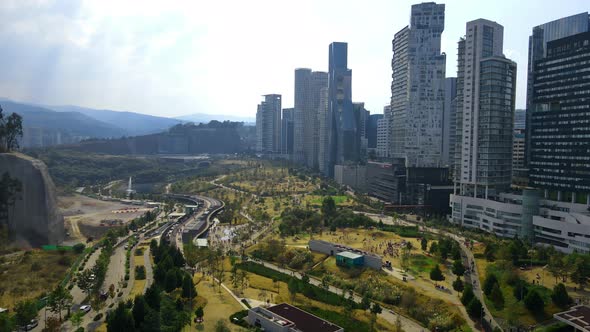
(513, 280, 529, 301)
(466, 298, 483, 319)
(144, 284, 161, 311)
(420, 238, 428, 251)
(47, 284, 73, 321)
(288, 278, 298, 302)
(45, 317, 61, 332)
(14, 300, 37, 327)
(430, 264, 444, 281)
(461, 284, 475, 306)
(195, 307, 204, 320)
(551, 283, 571, 309)
(0, 107, 23, 152)
(489, 284, 505, 309)
(70, 312, 84, 330)
(524, 289, 544, 315)
(452, 259, 465, 277)
(452, 276, 464, 292)
(182, 274, 196, 299)
(214, 319, 231, 332)
(570, 256, 589, 290)
(107, 302, 135, 332)
(0, 312, 15, 332)
(164, 269, 178, 292)
(132, 295, 147, 328)
(483, 273, 499, 296)
(369, 303, 382, 332)
(77, 269, 95, 296)
(484, 243, 497, 261)
(361, 293, 371, 310)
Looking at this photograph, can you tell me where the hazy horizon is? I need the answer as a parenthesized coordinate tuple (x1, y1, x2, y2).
(1, 0, 588, 118)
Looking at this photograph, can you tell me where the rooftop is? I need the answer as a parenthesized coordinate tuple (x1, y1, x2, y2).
(267, 303, 342, 332)
(554, 305, 590, 332)
(336, 251, 363, 260)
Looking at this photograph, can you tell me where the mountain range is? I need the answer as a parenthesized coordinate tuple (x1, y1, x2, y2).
(0, 98, 254, 148)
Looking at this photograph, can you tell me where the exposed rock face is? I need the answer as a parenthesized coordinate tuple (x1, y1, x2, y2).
(0, 153, 64, 246)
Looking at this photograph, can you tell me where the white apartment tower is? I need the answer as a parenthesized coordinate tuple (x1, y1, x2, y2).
(391, 2, 446, 168)
(376, 105, 392, 158)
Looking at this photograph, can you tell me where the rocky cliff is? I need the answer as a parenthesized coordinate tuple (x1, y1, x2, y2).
(0, 153, 64, 246)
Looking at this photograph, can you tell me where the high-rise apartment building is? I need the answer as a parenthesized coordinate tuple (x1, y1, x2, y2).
(281, 108, 294, 155)
(293, 69, 328, 169)
(318, 87, 330, 174)
(391, 2, 446, 168)
(367, 114, 383, 150)
(255, 94, 282, 153)
(452, 19, 516, 199)
(525, 12, 590, 167)
(512, 109, 526, 175)
(442, 77, 457, 167)
(326, 42, 357, 177)
(376, 105, 392, 158)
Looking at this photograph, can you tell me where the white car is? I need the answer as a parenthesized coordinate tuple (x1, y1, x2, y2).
(24, 319, 38, 331)
(79, 305, 91, 313)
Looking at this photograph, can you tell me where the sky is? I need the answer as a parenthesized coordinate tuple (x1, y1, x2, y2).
(0, 0, 588, 118)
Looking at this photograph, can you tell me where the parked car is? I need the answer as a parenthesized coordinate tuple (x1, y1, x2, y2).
(80, 304, 91, 313)
(24, 319, 38, 331)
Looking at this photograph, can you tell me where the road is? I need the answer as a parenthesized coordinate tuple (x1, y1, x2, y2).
(247, 259, 428, 332)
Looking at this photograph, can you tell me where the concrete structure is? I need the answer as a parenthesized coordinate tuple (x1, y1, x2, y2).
(309, 240, 382, 269)
(443, 77, 457, 167)
(334, 164, 366, 192)
(512, 109, 526, 184)
(256, 94, 282, 154)
(367, 113, 383, 149)
(450, 190, 590, 253)
(0, 153, 64, 246)
(452, 19, 516, 199)
(354, 102, 370, 160)
(281, 108, 294, 156)
(391, 2, 446, 168)
(248, 303, 343, 332)
(554, 305, 590, 332)
(181, 218, 207, 244)
(318, 87, 330, 175)
(525, 12, 590, 168)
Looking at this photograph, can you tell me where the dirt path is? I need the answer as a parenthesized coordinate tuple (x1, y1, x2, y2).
(143, 250, 153, 292)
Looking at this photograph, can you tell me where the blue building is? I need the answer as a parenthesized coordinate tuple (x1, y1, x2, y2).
(335, 251, 364, 268)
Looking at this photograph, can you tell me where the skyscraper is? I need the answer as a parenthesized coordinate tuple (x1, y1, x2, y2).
(442, 77, 457, 167)
(326, 42, 356, 177)
(390, 2, 446, 168)
(452, 19, 516, 199)
(293, 69, 328, 169)
(525, 13, 590, 167)
(376, 105, 392, 158)
(281, 108, 294, 155)
(255, 94, 282, 153)
(367, 114, 383, 150)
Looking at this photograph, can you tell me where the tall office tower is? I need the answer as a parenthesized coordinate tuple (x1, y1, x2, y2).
(354, 102, 369, 160)
(367, 114, 383, 149)
(327, 42, 356, 177)
(281, 108, 295, 155)
(293, 68, 311, 164)
(530, 28, 590, 204)
(376, 105, 392, 158)
(452, 19, 516, 199)
(442, 77, 457, 167)
(390, 2, 446, 168)
(512, 109, 526, 173)
(318, 87, 330, 175)
(293, 69, 328, 169)
(255, 94, 282, 153)
(525, 13, 590, 167)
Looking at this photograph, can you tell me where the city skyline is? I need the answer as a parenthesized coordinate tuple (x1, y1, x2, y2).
(1, 0, 588, 118)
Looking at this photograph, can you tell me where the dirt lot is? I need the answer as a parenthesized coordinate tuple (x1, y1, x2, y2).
(59, 194, 148, 242)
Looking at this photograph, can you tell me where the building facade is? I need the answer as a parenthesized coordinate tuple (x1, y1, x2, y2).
(391, 2, 446, 168)
(452, 19, 516, 199)
(281, 108, 294, 156)
(443, 77, 457, 167)
(256, 94, 282, 153)
(376, 105, 392, 158)
(367, 113, 383, 149)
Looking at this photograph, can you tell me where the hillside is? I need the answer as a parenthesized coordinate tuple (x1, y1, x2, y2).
(1, 101, 126, 147)
(48, 105, 182, 136)
(176, 112, 255, 124)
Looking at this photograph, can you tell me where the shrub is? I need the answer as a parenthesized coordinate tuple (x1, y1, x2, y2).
(429, 264, 444, 281)
(135, 266, 146, 280)
(483, 273, 499, 296)
(524, 289, 544, 314)
(73, 244, 86, 254)
(551, 283, 571, 309)
(461, 285, 474, 305)
(93, 313, 103, 321)
(75, 328, 84, 332)
(489, 284, 504, 309)
(68, 284, 74, 290)
(117, 292, 123, 297)
(466, 298, 483, 318)
(31, 262, 42, 272)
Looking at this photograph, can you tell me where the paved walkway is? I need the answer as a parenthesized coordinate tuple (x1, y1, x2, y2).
(248, 259, 428, 332)
(143, 249, 153, 292)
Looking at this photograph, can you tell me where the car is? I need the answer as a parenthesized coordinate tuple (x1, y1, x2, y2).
(24, 319, 38, 331)
(79, 305, 91, 313)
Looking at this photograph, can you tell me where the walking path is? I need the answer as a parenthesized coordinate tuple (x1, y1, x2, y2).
(143, 249, 154, 292)
(247, 259, 428, 332)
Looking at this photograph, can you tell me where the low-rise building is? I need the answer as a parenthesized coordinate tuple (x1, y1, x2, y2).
(334, 164, 366, 192)
(309, 240, 382, 269)
(450, 189, 590, 253)
(248, 303, 343, 332)
(554, 305, 590, 332)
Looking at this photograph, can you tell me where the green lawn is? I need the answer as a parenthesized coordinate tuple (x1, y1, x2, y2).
(310, 195, 349, 205)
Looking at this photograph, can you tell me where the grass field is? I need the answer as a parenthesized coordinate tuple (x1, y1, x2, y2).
(0, 250, 81, 308)
(191, 273, 245, 332)
(130, 253, 147, 298)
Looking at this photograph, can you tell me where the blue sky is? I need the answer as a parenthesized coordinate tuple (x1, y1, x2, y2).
(0, 0, 588, 118)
